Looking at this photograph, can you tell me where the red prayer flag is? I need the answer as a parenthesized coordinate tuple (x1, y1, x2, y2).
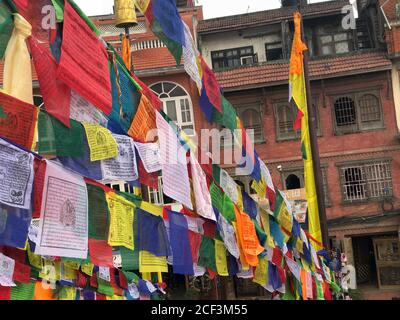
(88, 239, 114, 268)
(29, 37, 71, 127)
(200, 57, 222, 112)
(33, 159, 47, 219)
(138, 158, 159, 189)
(0, 286, 11, 300)
(12, 261, 31, 284)
(0, 91, 38, 149)
(57, 1, 112, 115)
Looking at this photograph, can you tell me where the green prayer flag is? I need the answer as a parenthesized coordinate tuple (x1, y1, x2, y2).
(38, 111, 57, 156)
(151, 20, 182, 65)
(212, 165, 221, 184)
(10, 282, 36, 300)
(316, 278, 325, 300)
(87, 184, 110, 240)
(0, 1, 13, 59)
(122, 271, 139, 284)
(253, 219, 267, 246)
(210, 182, 223, 213)
(97, 276, 114, 296)
(221, 194, 235, 222)
(198, 236, 217, 272)
(118, 191, 142, 208)
(51, 116, 84, 157)
(213, 96, 238, 132)
(0, 106, 6, 118)
(119, 246, 139, 271)
(51, 0, 64, 22)
(330, 280, 341, 294)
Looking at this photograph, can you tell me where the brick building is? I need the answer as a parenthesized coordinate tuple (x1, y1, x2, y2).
(197, 0, 399, 299)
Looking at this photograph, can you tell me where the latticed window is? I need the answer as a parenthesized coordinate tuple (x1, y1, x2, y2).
(211, 46, 255, 70)
(316, 24, 353, 56)
(333, 91, 383, 134)
(237, 105, 264, 144)
(274, 97, 320, 141)
(144, 177, 175, 206)
(340, 160, 392, 202)
(150, 82, 195, 135)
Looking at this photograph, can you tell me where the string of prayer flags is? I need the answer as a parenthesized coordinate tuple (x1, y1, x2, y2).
(57, 1, 112, 115)
(189, 152, 215, 221)
(83, 123, 118, 162)
(35, 160, 88, 259)
(156, 111, 193, 210)
(0, 91, 38, 150)
(0, 139, 34, 210)
(3, 13, 33, 104)
(28, 37, 71, 127)
(101, 134, 138, 182)
(106, 192, 135, 250)
(167, 210, 194, 275)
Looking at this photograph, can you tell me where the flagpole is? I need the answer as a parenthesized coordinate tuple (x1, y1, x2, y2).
(297, 0, 330, 249)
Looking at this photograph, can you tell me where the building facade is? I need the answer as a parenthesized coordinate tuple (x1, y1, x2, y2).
(198, 0, 399, 299)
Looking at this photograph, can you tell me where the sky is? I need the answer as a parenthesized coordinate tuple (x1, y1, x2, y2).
(74, 0, 331, 19)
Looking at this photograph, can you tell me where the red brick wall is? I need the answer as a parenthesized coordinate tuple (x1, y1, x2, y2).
(225, 71, 400, 221)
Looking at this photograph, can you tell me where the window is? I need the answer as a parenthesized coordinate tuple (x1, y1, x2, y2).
(332, 90, 383, 134)
(339, 160, 393, 203)
(236, 105, 264, 144)
(150, 82, 195, 135)
(143, 176, 175, 206)
(265, 42, 283, 61)
(211, 46, 256, 70)
(274, 97, 321, 141)
(282, 166, 330, 207)
(316, 24, 353, 56)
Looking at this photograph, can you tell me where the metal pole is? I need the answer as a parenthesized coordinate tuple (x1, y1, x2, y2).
(297, 0, 330, 249)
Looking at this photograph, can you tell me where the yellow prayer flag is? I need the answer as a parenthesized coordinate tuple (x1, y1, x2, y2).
(39, 260, 61, 282)
(64, 261, 80, 270)
(81, 263, 94, 277)
(106, 192, 135, 250)
(106, 295, 125, 300)
(83, 123, 118, 161)
(135, 0, 150, 13)
(139, 251, 168, 273)
(289, 12, 322, 250)
(260, 209, 275, 249)
(59, 286, 76, 300)
(251, 177, 267, 199)
(215, 240, 229, 277)
(27, 243, 42, 270)
(3, 14, 33, 104)
(62, 264, 78, 280)
(253, 256, 268, 286)
(140, 201, 163, 217)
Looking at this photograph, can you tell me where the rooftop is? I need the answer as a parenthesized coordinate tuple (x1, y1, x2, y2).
(216, 51, 392, 91)
(198, 0, 348, 34)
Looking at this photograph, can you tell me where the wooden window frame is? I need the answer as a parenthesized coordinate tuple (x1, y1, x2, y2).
(211, 46, 255, 71)
(331, 89, 384, 135)
(236, 103, 265, 144)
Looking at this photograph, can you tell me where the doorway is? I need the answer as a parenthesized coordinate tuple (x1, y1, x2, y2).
(352, 236, 378, 286)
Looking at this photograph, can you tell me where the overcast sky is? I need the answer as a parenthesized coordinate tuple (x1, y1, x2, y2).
(74, 0, 331, 19)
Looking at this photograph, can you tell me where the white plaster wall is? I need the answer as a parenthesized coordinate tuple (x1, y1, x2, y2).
(200, 25, 282, 68)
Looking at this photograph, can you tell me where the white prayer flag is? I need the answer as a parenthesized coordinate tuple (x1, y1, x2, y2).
(220, 169, 239, 204)
(190, 152, 215, 221)
(101, 134, 138, 182)
(35, 160, 88, 259)
(183, 22, 202, 92)
(0, 139, 34, 210)
(156, 112, 193, 210)
(134, 141, 162, 173)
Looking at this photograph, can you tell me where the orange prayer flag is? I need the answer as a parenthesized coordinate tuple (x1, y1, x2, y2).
(34, 281, 55, 300)
(300, 269, 308, 301)
(128, 94, 157, 143)
(234, 207, 264, 267)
